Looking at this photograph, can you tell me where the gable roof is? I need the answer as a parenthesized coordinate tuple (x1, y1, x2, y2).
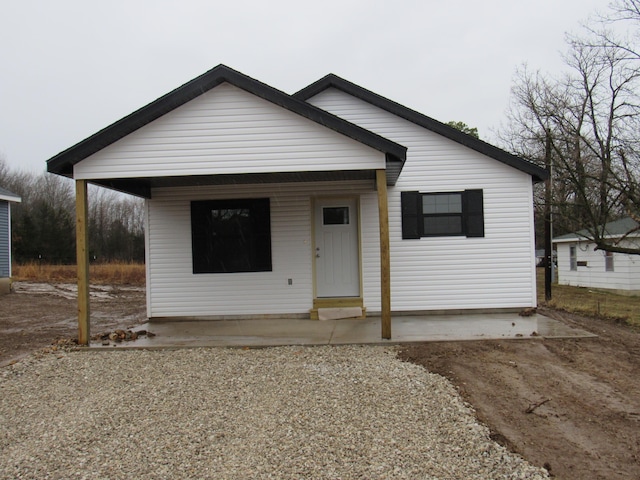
(294, 74, 548, 182)
(0, 186, 21, 203)
(554, 217, 640, 242)
(47, 65, 407, 183)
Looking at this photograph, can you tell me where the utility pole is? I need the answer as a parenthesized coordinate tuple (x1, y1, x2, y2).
(544, 129, 553, 301)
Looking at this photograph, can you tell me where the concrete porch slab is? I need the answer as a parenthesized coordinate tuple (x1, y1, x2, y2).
(91, 312, 596, 350)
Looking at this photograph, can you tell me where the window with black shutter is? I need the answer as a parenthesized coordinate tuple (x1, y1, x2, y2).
(401, 189, 484, 239)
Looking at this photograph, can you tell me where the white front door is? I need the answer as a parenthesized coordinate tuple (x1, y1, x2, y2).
(314, 198, 360, 298)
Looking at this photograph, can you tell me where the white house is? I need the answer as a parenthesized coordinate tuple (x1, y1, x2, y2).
(553, 217, 640, 294)
(0, 186, 21, 295)
(46, 65, 547, 343)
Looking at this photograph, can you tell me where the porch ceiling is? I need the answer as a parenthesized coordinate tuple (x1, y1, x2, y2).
(92, 169, 384, 198)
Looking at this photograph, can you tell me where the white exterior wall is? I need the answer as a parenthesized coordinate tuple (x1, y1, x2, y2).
(74, 82, 385, 180)
(308, 89, 537, 311)
(555, 240, 640, 292)
(146, 181, 381, 318)
(631, 251, 640, 291)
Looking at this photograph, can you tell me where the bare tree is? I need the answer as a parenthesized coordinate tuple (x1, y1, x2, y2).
(0, 157, 9, 185)
(501, 2, 640, 254)
(88, 184, 145, 262)
(2, 160, 145, 263)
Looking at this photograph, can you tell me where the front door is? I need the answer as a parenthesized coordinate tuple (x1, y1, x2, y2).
(314, 198, 360, 298)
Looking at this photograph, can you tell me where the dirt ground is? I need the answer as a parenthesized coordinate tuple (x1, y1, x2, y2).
(0, 282, 147, 366)
(400, 308, 640, 480)
(1, 283, 639, 479)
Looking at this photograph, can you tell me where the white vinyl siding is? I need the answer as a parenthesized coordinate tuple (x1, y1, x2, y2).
(308, 88, 537, 311)
(146, 181, 381, 318)
(555, 239, 640, 292)
(0, 202, 9, 278)
(74, 83, 385, 180)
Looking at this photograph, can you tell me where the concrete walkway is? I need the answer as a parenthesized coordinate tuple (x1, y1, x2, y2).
(93, 312, 596, 349)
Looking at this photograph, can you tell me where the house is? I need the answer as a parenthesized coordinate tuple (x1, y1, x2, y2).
(0, 186, 21, 295)
(46, 65, 547, 343)
(553, 217, 640, 295)
(535, 249, 557, 267)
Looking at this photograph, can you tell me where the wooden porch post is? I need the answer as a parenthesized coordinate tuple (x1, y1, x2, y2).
(376, 169, 391, 339)
(76, 179, 90, 345)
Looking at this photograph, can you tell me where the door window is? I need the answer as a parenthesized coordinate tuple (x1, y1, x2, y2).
(323, 207, 349, 225)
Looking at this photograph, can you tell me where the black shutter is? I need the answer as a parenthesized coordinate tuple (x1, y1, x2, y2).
(464, 189, 484, 237)
(401, 191, 421, 239)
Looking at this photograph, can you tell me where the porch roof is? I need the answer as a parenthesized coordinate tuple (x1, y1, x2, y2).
(46, 65, 407, 197)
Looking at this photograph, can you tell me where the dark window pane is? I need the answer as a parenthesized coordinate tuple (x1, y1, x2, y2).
(323, 207, 349, 225)
(422, 193, 462, 214)
(423, 216, 462, 235)
(191, 198, 271, 273)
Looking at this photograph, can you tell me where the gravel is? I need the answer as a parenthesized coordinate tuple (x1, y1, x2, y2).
(0, 346, 548, 479)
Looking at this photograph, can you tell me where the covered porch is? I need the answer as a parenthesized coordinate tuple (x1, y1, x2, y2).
(72, 167, 395, 345)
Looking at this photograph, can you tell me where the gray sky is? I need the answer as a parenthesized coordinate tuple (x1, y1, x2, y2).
(1, 0, 614, 174)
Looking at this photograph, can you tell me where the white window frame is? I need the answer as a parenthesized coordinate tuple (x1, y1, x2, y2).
(605, 250, 614, 272)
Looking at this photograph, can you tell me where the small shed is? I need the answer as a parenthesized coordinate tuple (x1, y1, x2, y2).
(0, 186, 21, 294)
(553, 217, 640, 295)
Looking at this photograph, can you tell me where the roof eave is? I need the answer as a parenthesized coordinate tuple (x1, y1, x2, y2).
(0, 187, 21, 203)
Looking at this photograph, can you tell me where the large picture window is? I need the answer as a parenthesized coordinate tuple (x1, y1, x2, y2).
(191, 198, 272, 273)
(401, 189, 484, 239)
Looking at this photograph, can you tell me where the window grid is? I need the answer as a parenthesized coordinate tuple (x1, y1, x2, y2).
(421, 193, 464, 236)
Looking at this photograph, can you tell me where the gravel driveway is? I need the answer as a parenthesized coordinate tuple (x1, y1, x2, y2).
(0, 346, 547, 479)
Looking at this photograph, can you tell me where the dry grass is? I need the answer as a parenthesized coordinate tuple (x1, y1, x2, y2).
(12, 262, 146, 286)
(537, 268, 640, 327)
(12, 263, 639, 326)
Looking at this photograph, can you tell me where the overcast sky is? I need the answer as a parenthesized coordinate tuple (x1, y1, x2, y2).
(0, 0, 615, 174)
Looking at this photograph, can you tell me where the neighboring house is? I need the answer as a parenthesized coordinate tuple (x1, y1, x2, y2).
(0, 186, 21, 295)
(535, 249, 557, 267)
(553, 217, 640, 294)
(46, 65, 546, 341)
